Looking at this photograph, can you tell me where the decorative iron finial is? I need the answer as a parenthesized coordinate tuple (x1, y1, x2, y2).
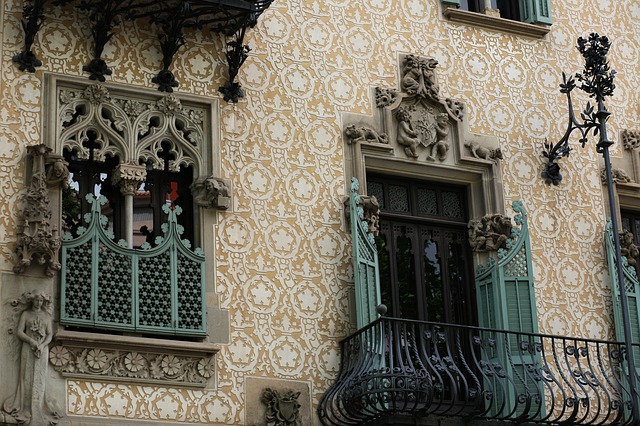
(541, 33, 616, 185)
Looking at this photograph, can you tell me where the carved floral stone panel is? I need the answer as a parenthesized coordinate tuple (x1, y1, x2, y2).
(49, 344, 215, 388)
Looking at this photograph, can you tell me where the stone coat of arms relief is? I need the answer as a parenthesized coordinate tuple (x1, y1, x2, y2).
(343, 53, 504, 197)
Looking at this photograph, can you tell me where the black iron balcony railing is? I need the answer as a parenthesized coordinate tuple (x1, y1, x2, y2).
(318, 317, 640, 425)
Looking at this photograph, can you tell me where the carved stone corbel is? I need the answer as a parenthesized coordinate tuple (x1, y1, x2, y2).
(111, 162, 147, 196)
(468, 213, 513, 252)
(360, 195, 380, 236)
(465, 141, 503, 162)
(620, 231, 640, 265)
(601, 167, 632, 184)
(44, 153, 70, 188)
(191, 176, 231, 210)
(14, 145, 62, 276)
(261, 388, 301, 426)
(344, 124, 388, 145)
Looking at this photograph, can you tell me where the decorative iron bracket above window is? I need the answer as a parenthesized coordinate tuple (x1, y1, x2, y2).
(14, 0, 273, 102)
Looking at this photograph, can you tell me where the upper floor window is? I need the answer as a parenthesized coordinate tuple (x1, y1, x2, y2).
(441, 0, 552, 38)
(41, 78, 229, 338)
(367, 175, 476, 325)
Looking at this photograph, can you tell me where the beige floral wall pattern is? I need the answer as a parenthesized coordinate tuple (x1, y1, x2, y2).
(1, 0, 640, 423)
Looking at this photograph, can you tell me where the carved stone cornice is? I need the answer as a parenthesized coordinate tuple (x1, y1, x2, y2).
(191, 176, 231, 210)
(468, 214, 513, 252)
(111, 162, 147, 196)
(442, 7, 550, 38)
(14, 144, 61, 276)
(51, 329, 219, 388)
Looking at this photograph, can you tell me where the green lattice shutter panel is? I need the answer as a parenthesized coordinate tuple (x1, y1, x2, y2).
(441, 0, 461, 5)
(350, 177, 381, 329)
(605, 220, 640, 364)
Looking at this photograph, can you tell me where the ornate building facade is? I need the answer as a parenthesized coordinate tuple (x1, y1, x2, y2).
(0, 0, 639, 425)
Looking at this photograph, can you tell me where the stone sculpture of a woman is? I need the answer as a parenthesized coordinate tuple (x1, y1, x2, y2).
(3, 289, 62, 425)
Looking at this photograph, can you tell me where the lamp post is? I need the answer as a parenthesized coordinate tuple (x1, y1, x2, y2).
(541, 33, 639, 420)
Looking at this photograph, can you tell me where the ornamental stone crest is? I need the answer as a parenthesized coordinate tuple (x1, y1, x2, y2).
(620, 231, 640, 265)
(261, 388, 301, 426)
(14, 145, 62, 277)
(468, 214, 513, 252)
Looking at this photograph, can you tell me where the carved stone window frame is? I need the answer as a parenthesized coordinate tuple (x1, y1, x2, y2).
(605, 129, 640, 230)
(343, 53, 506, 325)
(344, 53, 505, 222)
(37, 73, 230, 387)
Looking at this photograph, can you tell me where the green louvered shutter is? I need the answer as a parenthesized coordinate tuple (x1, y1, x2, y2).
(605, 220, 640, 365)
(520, 0, 552, 24)
(441, 0, 461, 5)
(475, 201, 542, 418)
(350, 177, 382, 329)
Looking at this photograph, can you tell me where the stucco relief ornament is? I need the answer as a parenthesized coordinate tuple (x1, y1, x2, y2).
(83, 84, 110, 105)
(191, 176, 231, 210)
(468, 214, 513, 252)
(344, 125, 388, 145)
(14, 145, 62, 277)
(622, 129, 640, 150)
(261, 388, 301, 426)
(395, 106, 450, 161)
(3, 290, 63, 425)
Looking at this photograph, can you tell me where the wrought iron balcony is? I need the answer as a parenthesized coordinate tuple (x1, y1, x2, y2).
(318, 317, 640, 425)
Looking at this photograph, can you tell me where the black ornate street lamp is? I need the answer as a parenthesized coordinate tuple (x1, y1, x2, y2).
(542, 33, 639, 420)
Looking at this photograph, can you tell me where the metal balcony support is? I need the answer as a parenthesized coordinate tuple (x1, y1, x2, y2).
(13, 0, 47, 72)
(12, 0, 273, 101)
(540, 33, 640, 423)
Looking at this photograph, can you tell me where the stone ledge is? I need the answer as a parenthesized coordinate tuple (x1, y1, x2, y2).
(54, 328, 220, 355)
(443, 7, 550, 39)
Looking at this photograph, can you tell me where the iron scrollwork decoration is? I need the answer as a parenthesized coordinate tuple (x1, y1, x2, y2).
(13, 0, 273, 101)
(541, 33, 616, 185)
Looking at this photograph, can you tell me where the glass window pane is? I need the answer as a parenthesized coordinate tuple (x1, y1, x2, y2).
(395, 225, 418, 319)
(423, 230, 443, 323)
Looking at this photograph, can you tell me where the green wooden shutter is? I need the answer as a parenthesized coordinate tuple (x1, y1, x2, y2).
(475, 201, 542, 418)
(520, 0, 552, 24)
(350, 177, 382, 329)
(605, 220, 640, 364)
(441, 0, 461, 6)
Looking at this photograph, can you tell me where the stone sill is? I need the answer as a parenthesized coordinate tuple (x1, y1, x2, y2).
(443, 7, 550, 39)
(55, 328, 220, 356)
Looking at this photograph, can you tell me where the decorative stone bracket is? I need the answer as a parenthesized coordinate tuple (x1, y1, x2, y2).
(191, 176, 231, 210)
(344, 194, 380, 236)
(14, 145, 68, 277)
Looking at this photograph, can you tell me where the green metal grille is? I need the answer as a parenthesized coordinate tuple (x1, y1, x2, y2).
(61, 195, 206, 337)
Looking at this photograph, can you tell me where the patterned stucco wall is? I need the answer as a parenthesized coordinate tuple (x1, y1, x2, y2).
(1, 0, 640, 424)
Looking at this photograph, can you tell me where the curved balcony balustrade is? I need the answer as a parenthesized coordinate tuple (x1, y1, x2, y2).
(318, 317, 640, 425)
